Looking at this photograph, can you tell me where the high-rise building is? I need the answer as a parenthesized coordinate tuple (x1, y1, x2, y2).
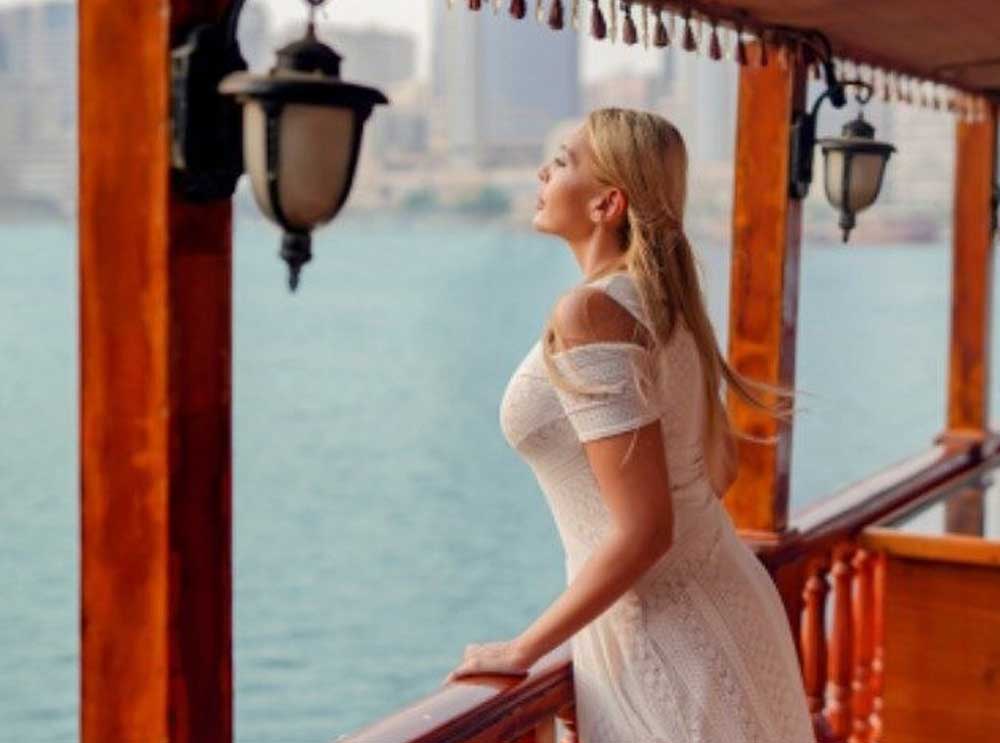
(0, 0, 76, 216)
(691, 57, 738, 164)
(274, 21, 417, 93)
(433, 4, 580, 167)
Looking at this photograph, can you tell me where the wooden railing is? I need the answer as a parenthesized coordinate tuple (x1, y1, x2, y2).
(337, 643, 577, 743)
(741, 431, 1000, 743)
(337, 431, 999, 743)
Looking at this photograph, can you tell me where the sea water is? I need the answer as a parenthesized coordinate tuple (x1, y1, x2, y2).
(1, 213, 994, 741)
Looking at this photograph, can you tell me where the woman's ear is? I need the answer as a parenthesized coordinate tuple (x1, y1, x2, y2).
(589, 187, 627, 225)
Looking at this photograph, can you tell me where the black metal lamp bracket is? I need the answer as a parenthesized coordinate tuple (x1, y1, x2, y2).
(784, 29, 854, 200)
(170, 0, 248, 201)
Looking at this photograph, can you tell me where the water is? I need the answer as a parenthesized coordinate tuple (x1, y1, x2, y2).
(1, 214, 996, 741)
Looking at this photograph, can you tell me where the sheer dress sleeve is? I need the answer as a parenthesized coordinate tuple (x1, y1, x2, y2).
(550, 340, 664, 443)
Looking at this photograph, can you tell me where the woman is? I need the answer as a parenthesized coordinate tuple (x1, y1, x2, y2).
(443, 107, 815, 743)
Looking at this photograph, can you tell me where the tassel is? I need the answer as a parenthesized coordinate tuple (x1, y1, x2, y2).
(758, 30, 769, 66)
(653, 9, 669, 47)
(572, 0, 580, 30)
(609, 0, 617, 44)
(682, 8, 697, 52)
(722, 24, 735, 60)
(535, 0, 544, 23)
(622, 1, 637, 45)
(933, 84, 943, 111)
(735, 24, 747, 65)
(492, 0, 502, 14)
(509, 0, 526, 18)
(468, 0, 481, 9)
(708, 20, 722, 60)
(548, 0, 563, 29)
(590, 0, 606, 39)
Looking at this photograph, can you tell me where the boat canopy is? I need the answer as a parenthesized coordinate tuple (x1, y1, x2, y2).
(448, 1, 1000, 117)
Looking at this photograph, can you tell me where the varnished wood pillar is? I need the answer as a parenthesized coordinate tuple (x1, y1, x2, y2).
(726, 41, 808, 534)
(80, 2, 233, 742)
(941, 98, 997, 534)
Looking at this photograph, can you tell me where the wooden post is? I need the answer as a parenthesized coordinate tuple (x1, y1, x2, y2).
(941, 98, 997, 534)
(80, 2, 233, 742)
(726, 41, 808, 534)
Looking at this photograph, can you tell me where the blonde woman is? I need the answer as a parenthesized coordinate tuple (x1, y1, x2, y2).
(444, 108, 815, 743)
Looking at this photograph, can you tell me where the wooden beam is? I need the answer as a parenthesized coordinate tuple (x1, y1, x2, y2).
(942, 99, 997, 536)
(945, 99, 997, 435)
(80, 2, 233, 741)
(725, 42, 807, 534)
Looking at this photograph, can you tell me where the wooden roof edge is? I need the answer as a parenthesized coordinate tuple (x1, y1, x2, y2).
(633, 1, 1000, 103)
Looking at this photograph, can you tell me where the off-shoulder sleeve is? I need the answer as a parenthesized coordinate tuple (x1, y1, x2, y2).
(550, 341, 664, 442)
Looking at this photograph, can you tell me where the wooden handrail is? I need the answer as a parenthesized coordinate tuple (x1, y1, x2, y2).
(337, 645, 574, 743)
(336, 431, 1000, 743)
(740, 433, 999, 571)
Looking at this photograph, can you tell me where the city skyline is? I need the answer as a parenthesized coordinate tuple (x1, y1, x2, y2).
(0, 0, 665, 83)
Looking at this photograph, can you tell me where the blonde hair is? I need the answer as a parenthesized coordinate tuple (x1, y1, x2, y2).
(540, 107, 806, 465)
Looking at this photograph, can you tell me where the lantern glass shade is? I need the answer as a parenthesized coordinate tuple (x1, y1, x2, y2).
(821, 147, 889, 214)
(244, 101, 357, 231)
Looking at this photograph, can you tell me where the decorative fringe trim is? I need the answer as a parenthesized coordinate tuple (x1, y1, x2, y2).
(548, 0, 563, 29)
(590, 0, 606, 39)
(653, 8, 669, 47)
(708, 20, 721, 60)
(443, 0, 978, 118)
(735, 24, 747, 65)
(682, 8, 697, 52)
(622, 1, 637, 45)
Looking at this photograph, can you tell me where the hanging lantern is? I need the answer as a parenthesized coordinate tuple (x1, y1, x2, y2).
(817, 112, 896, 242)
(219, 0, 388, 291)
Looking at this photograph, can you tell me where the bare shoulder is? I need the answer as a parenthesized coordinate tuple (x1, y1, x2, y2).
(551, 285, 650, 351)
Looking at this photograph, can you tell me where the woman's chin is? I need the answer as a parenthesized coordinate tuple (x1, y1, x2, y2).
(531, 211, 549, 234)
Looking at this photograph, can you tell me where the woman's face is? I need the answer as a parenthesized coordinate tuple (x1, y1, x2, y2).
(532, 123, 607, 242)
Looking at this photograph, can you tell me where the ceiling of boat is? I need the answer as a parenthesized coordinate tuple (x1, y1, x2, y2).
(637, 1, 1000, 97)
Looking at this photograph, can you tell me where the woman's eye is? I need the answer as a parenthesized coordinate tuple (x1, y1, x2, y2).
(553, 157, 565, 167)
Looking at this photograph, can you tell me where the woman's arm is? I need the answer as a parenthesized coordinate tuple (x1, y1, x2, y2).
(513, 417, 674, 665)
(446, 288, 674, 680)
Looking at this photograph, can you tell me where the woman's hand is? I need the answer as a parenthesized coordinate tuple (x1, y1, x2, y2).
(441, 639, 535, 684)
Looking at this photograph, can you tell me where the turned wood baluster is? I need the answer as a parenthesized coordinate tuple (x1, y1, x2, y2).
(513, 718, 556, 743)
(868, 551, 886, 743)
(556, 703, 578, 743)
(801, 557, 836, 741)
(849, 548, 876, 743)
(826, 543, 856, 742)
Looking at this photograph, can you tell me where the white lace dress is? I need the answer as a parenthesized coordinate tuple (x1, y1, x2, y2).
(499, 272, 815, 743)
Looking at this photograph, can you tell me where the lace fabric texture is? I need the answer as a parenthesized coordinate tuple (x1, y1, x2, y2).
(498, 272, 815, 743)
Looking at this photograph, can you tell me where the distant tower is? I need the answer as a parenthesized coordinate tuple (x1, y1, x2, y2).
(433, 5, 580, 167)
(691, 57, 738, 164)
(238, 0, 273, 72)
(0, 0, 77, 216)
